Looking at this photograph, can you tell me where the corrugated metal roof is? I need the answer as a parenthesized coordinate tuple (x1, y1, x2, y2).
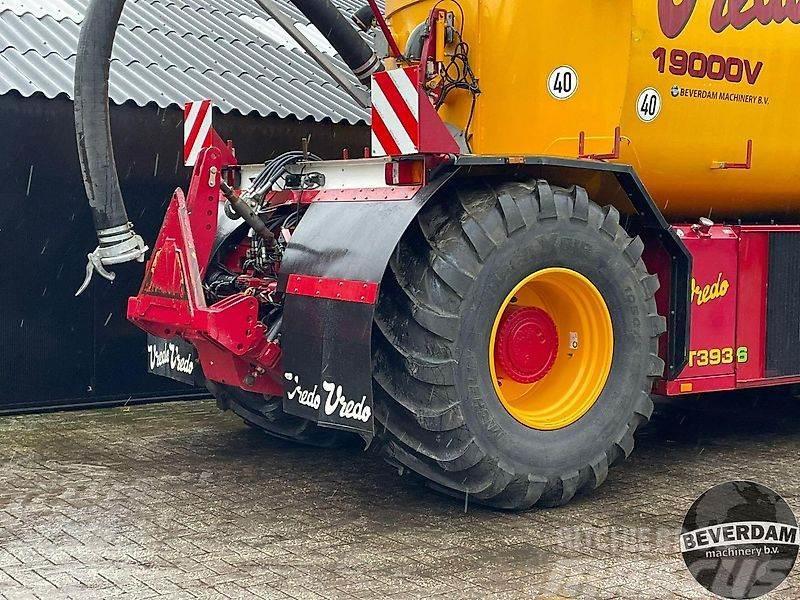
(0, 0, 383, 124)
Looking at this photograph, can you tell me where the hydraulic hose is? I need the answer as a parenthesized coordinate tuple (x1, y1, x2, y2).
(74, 0, 146, 295)
(219, 181, 278, 252)
(289, 0, 381, 84)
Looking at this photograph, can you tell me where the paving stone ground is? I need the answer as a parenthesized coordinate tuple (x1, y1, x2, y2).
(1, 391, 800, 599)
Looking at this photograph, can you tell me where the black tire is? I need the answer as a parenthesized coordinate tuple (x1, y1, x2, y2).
(207, 381, 352, 448)
(372, 178, 666, 510)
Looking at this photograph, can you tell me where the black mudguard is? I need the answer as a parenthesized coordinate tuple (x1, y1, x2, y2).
(276, 156, 690, 437)
(278, 171, 458, 437)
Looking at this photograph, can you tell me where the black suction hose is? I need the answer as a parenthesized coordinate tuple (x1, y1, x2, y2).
(74, 0, 146, 295)
(75, 0, 127, 233)
(289, 0, 381, 84)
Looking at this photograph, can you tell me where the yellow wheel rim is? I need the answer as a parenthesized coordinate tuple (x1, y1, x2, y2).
(489, 268, 613, 430)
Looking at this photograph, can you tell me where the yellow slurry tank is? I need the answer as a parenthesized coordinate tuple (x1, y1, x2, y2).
(386, 0, 800, 219)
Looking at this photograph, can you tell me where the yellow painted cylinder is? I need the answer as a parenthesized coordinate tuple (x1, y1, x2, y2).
(385, 0, 800, 220)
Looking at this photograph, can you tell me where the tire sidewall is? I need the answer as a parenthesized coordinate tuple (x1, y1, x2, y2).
(454, 212, 654, 477)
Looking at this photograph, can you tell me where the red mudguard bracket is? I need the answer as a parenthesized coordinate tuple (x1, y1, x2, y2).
(286, 274, 380, 304)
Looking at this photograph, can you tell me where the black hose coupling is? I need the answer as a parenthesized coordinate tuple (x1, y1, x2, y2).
(352, 5, 376, 32)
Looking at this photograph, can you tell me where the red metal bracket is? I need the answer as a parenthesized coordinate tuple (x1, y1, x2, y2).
(712, 140, 753, 170)
(127, 147, 282, 395)
(416, 8, 450, 89)
(212, 130, 238, 169)
(578, 126, 622, 161)
(286, 274, 380, 305)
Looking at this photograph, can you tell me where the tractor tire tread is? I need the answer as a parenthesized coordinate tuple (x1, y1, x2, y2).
(373, 178, 661, 509)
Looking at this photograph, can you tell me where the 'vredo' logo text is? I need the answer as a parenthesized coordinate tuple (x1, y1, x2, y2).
(659, 0, 800, 39)
(691, 272, 730, 306)
(148, 341, 194, 376)
(284, 372, 372, 423)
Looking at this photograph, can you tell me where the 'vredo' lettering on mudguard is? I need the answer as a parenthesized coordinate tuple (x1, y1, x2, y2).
(282, 278, 377, 433)
(278, 172, 457, 437)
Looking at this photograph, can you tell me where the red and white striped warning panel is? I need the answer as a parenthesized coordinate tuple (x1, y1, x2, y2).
(184, 100, 213, 167)
(371, 67, 420, 157)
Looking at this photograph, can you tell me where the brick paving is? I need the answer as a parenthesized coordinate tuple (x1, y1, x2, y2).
(1, 391, 799, 599)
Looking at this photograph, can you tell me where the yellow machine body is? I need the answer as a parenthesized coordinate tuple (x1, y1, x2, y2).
(385, 0, 800, 220)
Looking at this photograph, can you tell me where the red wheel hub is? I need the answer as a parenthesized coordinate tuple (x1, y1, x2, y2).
(494, 306, 559, 384)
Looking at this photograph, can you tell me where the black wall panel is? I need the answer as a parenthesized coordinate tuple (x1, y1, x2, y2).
(0, 94, 368, 412)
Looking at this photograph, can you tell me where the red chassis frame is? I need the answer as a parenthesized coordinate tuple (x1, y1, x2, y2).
(126, 147, 424, 398)
(128, 147, 282, 396)
(651, 223, 799, 396)
(128, 140, 800, 400)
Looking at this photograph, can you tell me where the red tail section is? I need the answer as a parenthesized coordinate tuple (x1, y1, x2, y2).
(127, 147, 282, 396)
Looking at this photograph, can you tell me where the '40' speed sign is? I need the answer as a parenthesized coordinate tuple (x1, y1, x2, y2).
(548, 66, 578, 100)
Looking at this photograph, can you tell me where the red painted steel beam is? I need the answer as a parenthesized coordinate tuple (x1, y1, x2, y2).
(367, 0, 402, 57)
(286, 274, 379, 304)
